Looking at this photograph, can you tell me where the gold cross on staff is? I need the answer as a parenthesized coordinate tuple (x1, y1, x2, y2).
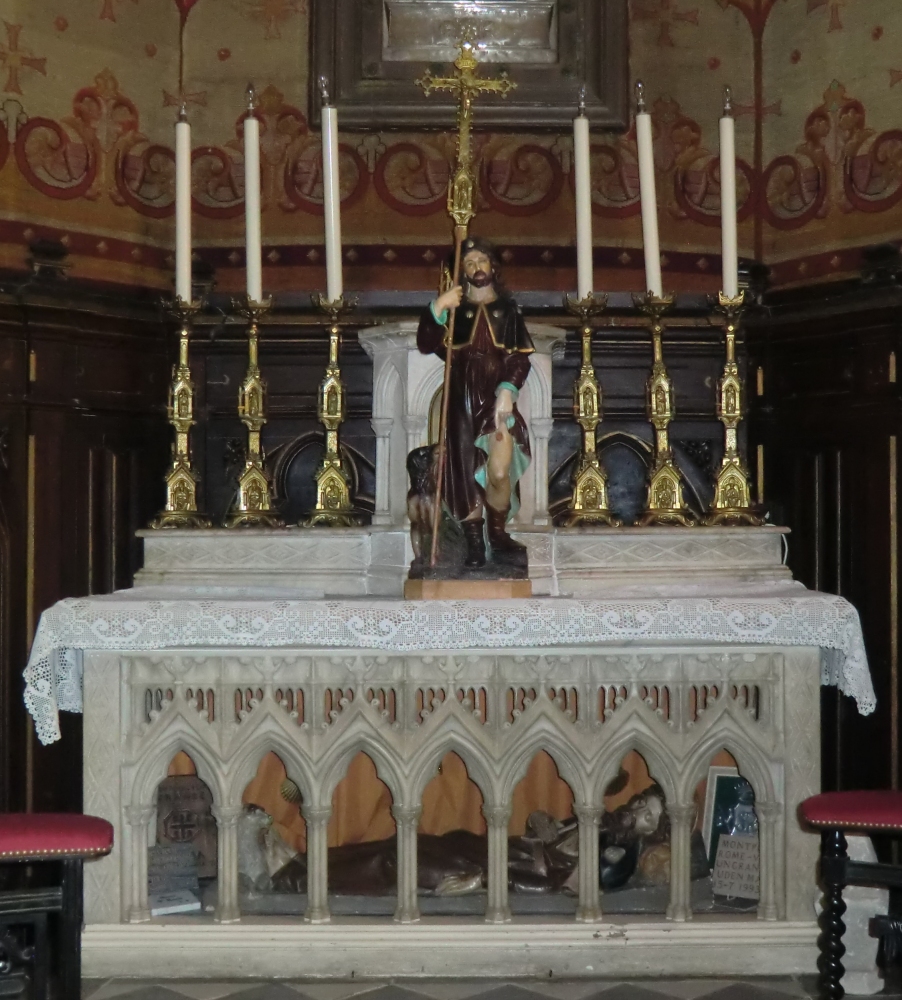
(416, 38, 517, 231)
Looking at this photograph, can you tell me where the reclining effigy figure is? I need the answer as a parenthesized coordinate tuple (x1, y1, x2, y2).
(242, 783, 709, 898)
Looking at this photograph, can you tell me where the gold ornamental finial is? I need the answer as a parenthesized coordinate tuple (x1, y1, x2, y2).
(416, 38, 517, 233)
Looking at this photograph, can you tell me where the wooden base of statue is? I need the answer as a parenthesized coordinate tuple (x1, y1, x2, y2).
(404, 578, 532, 600)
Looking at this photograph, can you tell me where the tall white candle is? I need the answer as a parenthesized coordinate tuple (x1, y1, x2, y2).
(720, 86, 739, 299)
(320, 77, 343, 304)
(174, 105, 192, 303)
(573, 88, 593, 301)
(244, 84, 263, 302)
(635, 81, 663, 298)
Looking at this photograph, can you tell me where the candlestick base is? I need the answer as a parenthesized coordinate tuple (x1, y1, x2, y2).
(567, 462, 620, 527)
(226, 459, 285, 528)
(225, 295, 284, 529)
(704, 454, 763, 526)
(152, 461, 212, 529)
(634, 292, 696, 527)
(703, 290, 763, 527)
(639, 455, 698, 527)
(563, 293, 620, 527)
(151, 296, 212, 530)
(306, 293, 359, 528)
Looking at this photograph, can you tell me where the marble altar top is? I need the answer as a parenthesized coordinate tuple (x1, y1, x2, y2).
(24, 582, 874, 744)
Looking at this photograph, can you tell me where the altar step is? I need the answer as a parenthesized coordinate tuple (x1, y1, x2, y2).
(82, 921, 819, 981)
(82, 975, 826, 1000)
(135, 525, 791, 598)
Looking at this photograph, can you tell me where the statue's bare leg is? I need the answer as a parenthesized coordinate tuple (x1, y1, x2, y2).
(486, 425, 513, 511)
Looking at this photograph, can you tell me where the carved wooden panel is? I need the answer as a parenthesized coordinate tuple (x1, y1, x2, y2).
(310, 0, 629, 130)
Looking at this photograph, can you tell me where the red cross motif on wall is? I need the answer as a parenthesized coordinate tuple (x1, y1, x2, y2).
(632, 0, 700, 47)
(807, 0, 845, 32)
(0, 23, 46, 95)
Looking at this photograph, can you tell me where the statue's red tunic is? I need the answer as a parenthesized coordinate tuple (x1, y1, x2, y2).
(417, 297, 534, 521)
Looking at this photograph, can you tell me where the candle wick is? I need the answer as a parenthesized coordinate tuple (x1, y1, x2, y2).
(319, 76, 331, 108)
(723, 85, 733, 116)
(246, 83, 257, 114)
(635, 80, 646, 114)
(578, 84, 586, 117)
(177, 102, 188, 124)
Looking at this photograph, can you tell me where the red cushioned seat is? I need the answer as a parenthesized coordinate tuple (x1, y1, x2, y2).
(0, 814, 113, 860)
(800, 790, 902, 833)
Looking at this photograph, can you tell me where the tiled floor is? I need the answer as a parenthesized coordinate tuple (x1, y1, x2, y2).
(77, 977, 900, 1000)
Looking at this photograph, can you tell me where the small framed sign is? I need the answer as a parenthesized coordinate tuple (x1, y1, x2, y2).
(702, 766, 759, 867)
(712, 834, 760, 900)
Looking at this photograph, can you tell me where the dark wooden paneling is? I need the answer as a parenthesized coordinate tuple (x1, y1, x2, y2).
(748, 278, 902, 792)
(0, 283, 169, 812)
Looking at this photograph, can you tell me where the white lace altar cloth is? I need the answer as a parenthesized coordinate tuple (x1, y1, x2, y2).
(24, 583, 875, 745)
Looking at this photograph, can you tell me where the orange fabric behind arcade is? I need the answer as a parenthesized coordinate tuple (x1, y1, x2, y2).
(168, 746, 740, 851)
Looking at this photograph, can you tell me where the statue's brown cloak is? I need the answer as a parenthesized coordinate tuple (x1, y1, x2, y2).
(417, 295, 534, 521)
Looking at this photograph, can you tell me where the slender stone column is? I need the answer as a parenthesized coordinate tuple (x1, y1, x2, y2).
(666, 803, 694, 922)
(530, 416, 554, 526)
(371, 416, 394, 525)
(302, 804, 332, 923)
(757, 800, 780, 921)
(392, 805, 421, 923)
(574, 804, 603, 922)
(124, 805, 153, 923)
(523, 325, 566, 523)
(213, 805, 242, 923)
(484, 805, 511, 923)
(403, 414, 427, 457)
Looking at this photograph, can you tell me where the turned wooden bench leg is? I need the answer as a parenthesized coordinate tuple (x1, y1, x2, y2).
(818, 829, 848, 1000)
(59, 858, 84, 1000)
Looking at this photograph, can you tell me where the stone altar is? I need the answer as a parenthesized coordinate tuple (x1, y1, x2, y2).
(23, 526, 875, 981)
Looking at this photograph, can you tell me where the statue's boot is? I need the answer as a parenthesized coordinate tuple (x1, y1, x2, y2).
(485, 503, 528, 571)
(462, 518, 486, 568)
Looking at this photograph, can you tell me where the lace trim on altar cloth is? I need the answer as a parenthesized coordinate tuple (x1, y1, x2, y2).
(23, 587, 876, 745)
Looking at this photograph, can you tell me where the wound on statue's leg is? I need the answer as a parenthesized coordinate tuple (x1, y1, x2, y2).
(485, 428, 513, 511)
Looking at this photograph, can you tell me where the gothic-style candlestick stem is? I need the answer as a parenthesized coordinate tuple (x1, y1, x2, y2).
(152, 298, 211, 528)
(564, 292, 620, 526)
(705, 291, 763, 525)
(635, 292, 696, 526)
(307, 293, 357, 527)
(225, 296, 284, 527)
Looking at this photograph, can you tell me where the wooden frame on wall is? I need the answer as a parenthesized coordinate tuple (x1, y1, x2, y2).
(309, 0, 629, 131)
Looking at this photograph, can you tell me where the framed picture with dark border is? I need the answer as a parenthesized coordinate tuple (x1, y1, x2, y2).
(703, 767, 759, 868)
(309, 0, 629, 131)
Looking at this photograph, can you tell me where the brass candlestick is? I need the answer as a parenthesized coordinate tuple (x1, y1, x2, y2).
(635, 292, 697, 527)
(152, 297, 211, 529)
(705, 291, 763, 526)
(564, 292, 620, 526)
(307, 293, 358, 527)
(225, 296, 284, 528)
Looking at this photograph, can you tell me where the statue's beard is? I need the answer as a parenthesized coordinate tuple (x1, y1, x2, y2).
(465, 271, 496, 302)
